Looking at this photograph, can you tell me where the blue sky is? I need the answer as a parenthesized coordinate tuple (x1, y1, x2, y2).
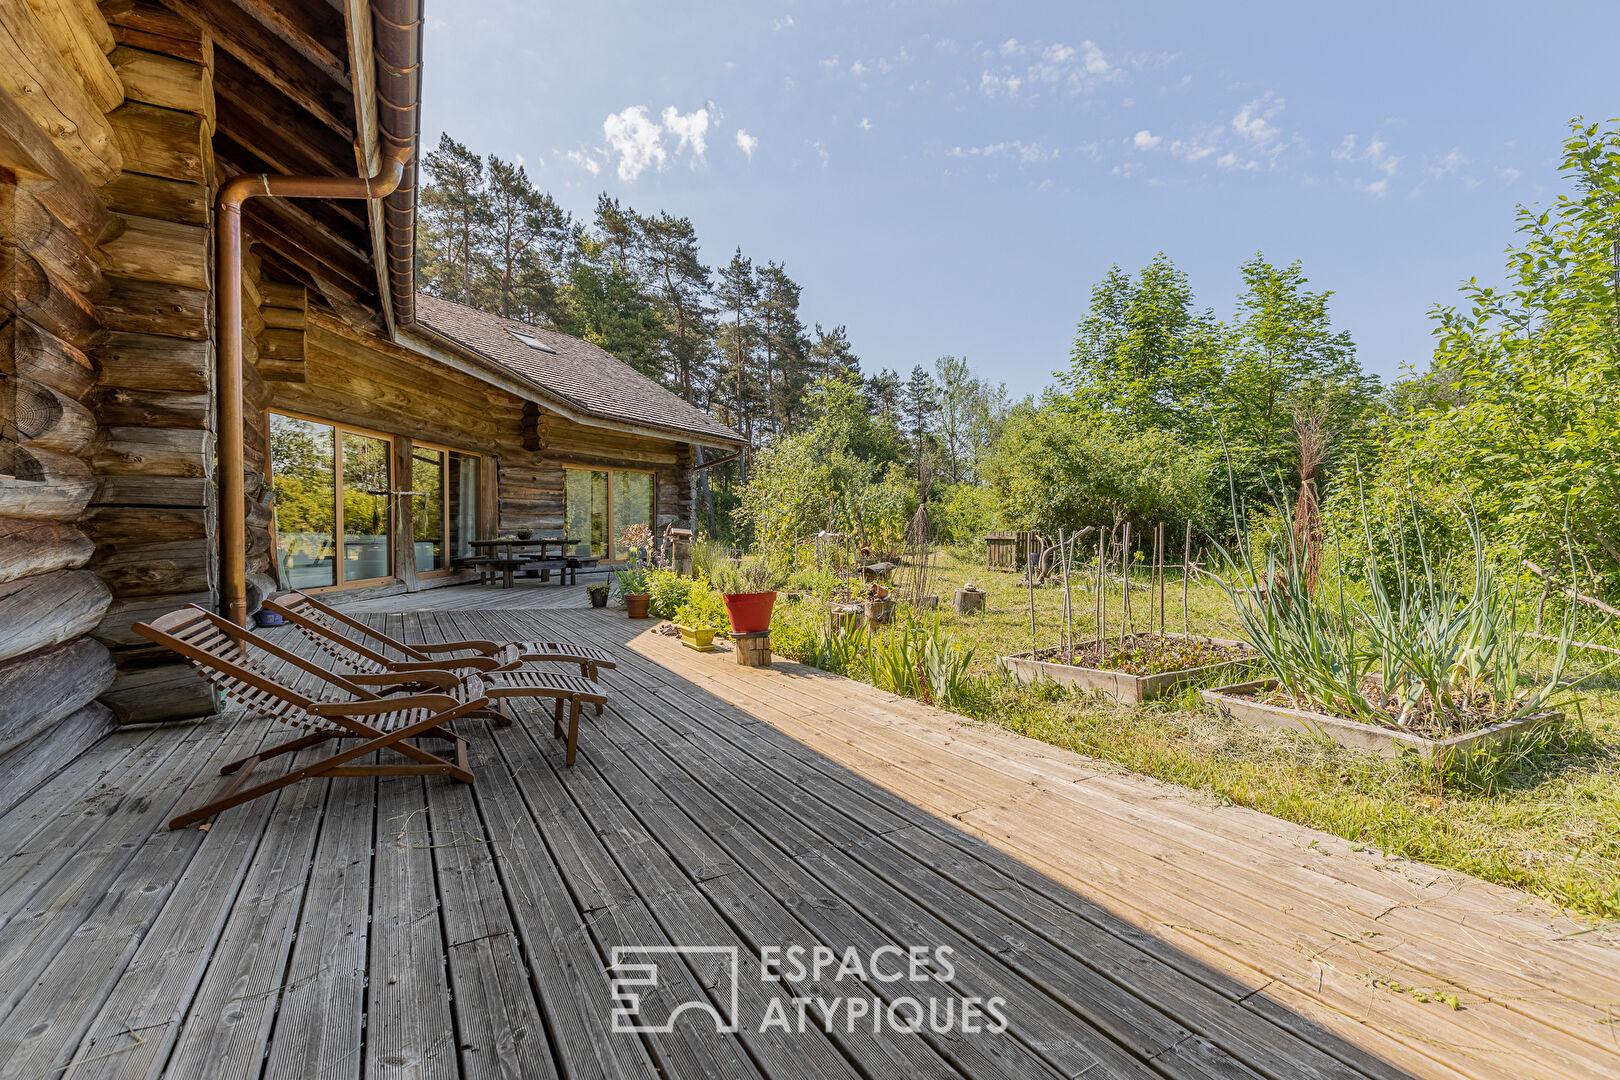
(419, 1, 1619, 399)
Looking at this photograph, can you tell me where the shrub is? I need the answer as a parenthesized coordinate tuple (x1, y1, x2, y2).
(673, 576, 728, 630)
(645, 567, 696, 620)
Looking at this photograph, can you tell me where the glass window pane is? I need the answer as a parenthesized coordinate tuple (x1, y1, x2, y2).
(564, 468, 610, 558)
(449, 452, 478, 560)
(612, 471, 653, 559)
(412, 446, 445, 572)
(341, 432, 391, 582)
(270, 414, 335, 589)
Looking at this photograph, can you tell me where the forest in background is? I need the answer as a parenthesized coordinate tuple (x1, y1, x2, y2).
(415, 120, 1620, 604)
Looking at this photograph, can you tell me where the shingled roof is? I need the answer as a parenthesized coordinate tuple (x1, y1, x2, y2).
(413, 293, 744, 446)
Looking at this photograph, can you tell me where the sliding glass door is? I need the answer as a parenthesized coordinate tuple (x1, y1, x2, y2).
(564, 466, 654, 559)
(270, 413, 392, 590)
(412, 445, 481, 575)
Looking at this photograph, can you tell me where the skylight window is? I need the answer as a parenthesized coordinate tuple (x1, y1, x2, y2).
(506, 329, 556, 354)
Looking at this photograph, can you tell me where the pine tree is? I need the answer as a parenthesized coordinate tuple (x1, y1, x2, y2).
(755, 262, 809, 432)
(864, 368, 902, 425)
(418, 134, 489, 303)
(809, 324, 861, 383)
(713, 249, 762, 474)
(901, 364, 940, 495)
(478, 156, 573, 323)
(639, 211, 712, 400)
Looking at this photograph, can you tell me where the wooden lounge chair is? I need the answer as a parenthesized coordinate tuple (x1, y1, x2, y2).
(260, 592, 608, 757)
(264, 590, 618, 680)
(134, 606, 485, 830)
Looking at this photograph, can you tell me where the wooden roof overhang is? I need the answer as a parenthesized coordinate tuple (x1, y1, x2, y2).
(173, 0, 421, 330)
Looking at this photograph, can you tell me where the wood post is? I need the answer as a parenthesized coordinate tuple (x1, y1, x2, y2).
(732, 630, 772, 668)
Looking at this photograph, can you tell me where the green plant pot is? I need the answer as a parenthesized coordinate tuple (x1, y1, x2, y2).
(677, 625, 717, 651)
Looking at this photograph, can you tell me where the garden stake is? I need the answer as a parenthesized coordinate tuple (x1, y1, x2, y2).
(1121, 522, 1131, 643)
(1183, 519, 1193, 638)
(1027, 532, 1037, 658)
(1060, 528, 1074, 663)
(1158, 521, 1167, 638)
(1095, 530, 1106, 650)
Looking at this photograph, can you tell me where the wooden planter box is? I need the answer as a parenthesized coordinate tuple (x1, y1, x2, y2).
(1000, 634, 1254, 705)
(1200, 679, 1562, 763)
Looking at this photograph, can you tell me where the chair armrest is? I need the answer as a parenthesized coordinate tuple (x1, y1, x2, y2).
(388, 656, 498, 673)
(346, 670, 461, 691)
(415, 639, 503, 656)
(310, 694, 460, 716)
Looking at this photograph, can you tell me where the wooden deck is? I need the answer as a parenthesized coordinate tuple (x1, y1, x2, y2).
(1, 586, 1617, 1080)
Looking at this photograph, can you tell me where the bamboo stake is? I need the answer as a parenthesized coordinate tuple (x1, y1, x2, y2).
(1060, 528, 1074, 663)
(1097, 528, 1108, 652)
(1027, 533, 1037, 658)
(1182, 519, 1193, 638)
(1121, 522, 1131, 643)
(1157, 521, 1166, 637)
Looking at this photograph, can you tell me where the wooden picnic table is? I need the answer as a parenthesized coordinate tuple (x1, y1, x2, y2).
(466, 537, 585, 588)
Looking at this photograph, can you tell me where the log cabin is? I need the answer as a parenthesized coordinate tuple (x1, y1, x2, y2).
(0, 0, 743, 786)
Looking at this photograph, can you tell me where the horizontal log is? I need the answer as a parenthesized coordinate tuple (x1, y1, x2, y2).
(92, 474, 206, 506)
(92, 588, 210, 645)
(0, 635, 115, 757)
(100, 0, 201, 44)
(89, 385, 210, 428)
(0, 243, 99, 346)
(0, 519, 93, 582)
(0, 317, 96, 398)
(0, 566, 112, 662)
(23, 0, 123, 110)
(92, 424, 213, 476)
(99, 170, 209, 226)
(91, 274, 209, 339)
(92, 331, 210, 390)
(98, 657, 215, 723)
(0, 445, 97, 519)
(107, 100, 205, 182)
(0, 182, 101, 292)
(92, 536, 212, 595)
(99, 212, 208, 289)
(107, 20, 200, 62)
(110, 43, 209, 116)
(8, 376, 97, 454)
(0, 76, 109, 245)
(0, 701, 115, 817)
(0, 0, 122, 184)
(256, 358, 307, 383)
(260, 278, 305, 309)
(81, 504, 206, 545)
(257, 326, 303, 360)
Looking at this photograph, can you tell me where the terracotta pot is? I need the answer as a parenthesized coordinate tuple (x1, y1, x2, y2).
(625, 592, 651, 619)
(723, 590, 776, 634)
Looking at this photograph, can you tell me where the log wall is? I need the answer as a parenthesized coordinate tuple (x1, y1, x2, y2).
(0, 0, 119, 793)
(88, 0, 215, 722)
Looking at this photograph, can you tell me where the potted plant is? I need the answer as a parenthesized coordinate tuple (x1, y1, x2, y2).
(586, 583, 610, 608)
(672, 577, 728, 651)
(712, 559, 781, 634)
(615, 564, 651, 619)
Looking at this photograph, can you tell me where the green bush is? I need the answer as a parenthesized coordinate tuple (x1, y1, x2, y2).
(673, 576, 728, 630)
(645, 567, 695, 620)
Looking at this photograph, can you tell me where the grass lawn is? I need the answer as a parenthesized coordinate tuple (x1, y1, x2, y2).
(773, 548, 1620, 923)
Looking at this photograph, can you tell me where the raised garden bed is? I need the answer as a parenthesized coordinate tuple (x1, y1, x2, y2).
(1001, 633, 1255, 704)
(1200, 678, 1562, 763)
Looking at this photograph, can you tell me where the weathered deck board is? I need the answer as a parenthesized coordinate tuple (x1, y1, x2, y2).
(0, 585, 1615, 1080)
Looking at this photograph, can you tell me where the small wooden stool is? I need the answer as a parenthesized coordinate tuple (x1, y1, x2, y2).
(732, 630, 772, 668)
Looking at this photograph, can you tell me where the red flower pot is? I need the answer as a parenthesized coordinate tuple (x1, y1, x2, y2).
(722, 591, 776, 634)
(625, 592, 651, 619)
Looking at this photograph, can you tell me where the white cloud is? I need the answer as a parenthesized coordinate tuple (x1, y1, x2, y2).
(735, 128, 758, 160)
(661, 105, 710, 159)
(810, 139, 829, 167)
(860, 117, 873, 131)
(1333, 132, 1401, 195)
(851, 59, 867, 76)
(603, 106, 666, 181)
(947, 140, 1056, 164)
(1232, 93, 1284, 156)
(566, 149, 600, 176)
(1043, 43, 1075, 63)
(1133, 129, 1162, 150)
(1497, 166, 1521, 185)
(982, 37, 1119, 99)
(979, 71, 1022, 98)
(1000, 37, 1022, 57)
(820, 55, 840, 70)
(771, 14, 793, 30)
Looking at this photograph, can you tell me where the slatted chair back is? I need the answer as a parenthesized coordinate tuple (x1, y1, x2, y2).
(136, 605, 376, 728)
(270, 591, 436, 667)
